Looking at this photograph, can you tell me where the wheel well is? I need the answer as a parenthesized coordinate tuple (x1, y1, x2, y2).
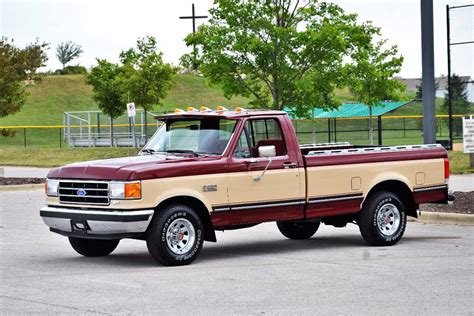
(156, 196, 217, 242)
(365, 180, 417, 218)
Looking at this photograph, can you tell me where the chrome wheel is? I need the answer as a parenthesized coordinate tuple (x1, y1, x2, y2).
(376, 203, 401, 236)
(165, 218, 195, 255)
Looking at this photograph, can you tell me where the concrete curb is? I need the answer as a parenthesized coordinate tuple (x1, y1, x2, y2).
(410, 211, 474, 226)
(0, 183, 44, 192)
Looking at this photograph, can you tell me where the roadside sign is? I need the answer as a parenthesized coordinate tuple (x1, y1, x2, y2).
(127, 102, 136, 117)
(463, 116, 474, 153)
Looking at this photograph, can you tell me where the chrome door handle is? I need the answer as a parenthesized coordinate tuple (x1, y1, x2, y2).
(282, 162, 297, 169)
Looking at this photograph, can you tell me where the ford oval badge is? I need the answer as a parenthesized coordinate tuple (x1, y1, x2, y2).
(77, 189, 87, 196)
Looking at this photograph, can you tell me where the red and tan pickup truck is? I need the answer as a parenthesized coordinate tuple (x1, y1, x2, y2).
(41, 108, 452, 265)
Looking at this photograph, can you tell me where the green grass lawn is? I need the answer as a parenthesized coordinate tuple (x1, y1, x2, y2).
(0, 74, 471, 174)
(0, 147, 471, 174)
(0, 148, 140, 168)
(0, 74, 251, 127)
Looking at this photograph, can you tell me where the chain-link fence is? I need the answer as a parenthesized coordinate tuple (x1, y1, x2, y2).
(0, 115, 466, 149)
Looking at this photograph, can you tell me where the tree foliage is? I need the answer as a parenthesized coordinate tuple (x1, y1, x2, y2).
(185, 0, 401, 117)
(0, 37, 48, 119)
(85, 60, 124, 119)
(56, 41, 83, 69)
(416, 80, 439, 99)
(443, 74, 470, 114)
(119, 36, 175, 112)
(345, 40, 405, 144)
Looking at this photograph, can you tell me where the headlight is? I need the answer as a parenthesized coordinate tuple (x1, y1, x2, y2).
(109, 181, 141, 199)
(45, 179, 59, 196)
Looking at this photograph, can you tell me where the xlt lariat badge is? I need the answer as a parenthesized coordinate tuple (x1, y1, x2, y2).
(202, 184, 218, 192)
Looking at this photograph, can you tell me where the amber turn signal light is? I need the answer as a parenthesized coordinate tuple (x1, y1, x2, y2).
(124, 182, 141, 199)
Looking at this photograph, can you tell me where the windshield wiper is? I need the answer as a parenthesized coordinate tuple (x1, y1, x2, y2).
(165, 149, 200, 157)
(140, 148, 156, 155)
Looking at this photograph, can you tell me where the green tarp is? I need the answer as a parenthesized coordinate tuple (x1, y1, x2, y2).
(286, 101, 410, 119)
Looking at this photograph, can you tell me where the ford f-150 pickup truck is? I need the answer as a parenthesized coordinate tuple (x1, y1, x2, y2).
(41, 107, 452, 265)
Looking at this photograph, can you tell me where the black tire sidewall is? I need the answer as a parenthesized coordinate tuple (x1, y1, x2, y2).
(277, 221, 320, 239)
(68, 237, 120, 257)
(371, 195, 406, 243)
(147, 205, 203, 266)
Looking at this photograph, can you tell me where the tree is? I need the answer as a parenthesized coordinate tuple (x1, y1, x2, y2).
(0, 37, 48, 119)
(119, 36, 175, 140)
(56, 41, 83, 69)
(346, 40, 405, 145)
(86, 36, 175, 146)
(185, 0, 385, 117)
(443, 74, 471, 135)
(85, 60, 124, 146)
(416, 80, 439, 99)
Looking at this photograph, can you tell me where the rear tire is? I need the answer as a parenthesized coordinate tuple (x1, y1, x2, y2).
(146, 204, 204, 266)
(68, 237, 120, 257)
(358, 191, 407, 246)
(277, 220, 320, 239)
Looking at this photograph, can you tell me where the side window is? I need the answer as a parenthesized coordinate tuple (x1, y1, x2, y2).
(233, 118, 287, 158)
(233, 127, 251, 158)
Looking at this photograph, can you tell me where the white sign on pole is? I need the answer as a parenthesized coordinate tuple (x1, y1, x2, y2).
(463, 115, 474, 153)
(127, 102, 136, 117)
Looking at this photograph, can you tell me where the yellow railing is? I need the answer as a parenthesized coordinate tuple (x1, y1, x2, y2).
(0, 114, 469, 129)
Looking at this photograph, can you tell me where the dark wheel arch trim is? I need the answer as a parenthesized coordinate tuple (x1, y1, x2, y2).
(154, 196, 217, 242)
(364, 180, 417, 218)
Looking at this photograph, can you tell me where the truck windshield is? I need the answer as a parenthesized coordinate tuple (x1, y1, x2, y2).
(143, 118, 237, 156)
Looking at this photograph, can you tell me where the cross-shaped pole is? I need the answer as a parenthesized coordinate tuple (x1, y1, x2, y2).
(180, 3, 208, 70)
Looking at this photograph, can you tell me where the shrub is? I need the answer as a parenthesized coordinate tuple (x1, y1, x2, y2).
(55, 65, 87, 75)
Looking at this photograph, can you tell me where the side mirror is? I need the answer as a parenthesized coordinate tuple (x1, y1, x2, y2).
(258, 145, 276, 158)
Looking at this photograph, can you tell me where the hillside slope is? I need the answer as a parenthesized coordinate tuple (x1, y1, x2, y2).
(1, 74, 468, 127)
(0, 74, 251, 126)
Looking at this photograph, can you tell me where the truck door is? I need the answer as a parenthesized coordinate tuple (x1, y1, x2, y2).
(226, 117, 305, 225)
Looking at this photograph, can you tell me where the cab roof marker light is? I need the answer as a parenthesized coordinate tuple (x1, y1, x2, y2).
(187, 107, 198, 112)
(235, 107, 247, 113)
(216, 106, 228, 113)
(175, 108, 186, 113)
(200, 106, 212, 112)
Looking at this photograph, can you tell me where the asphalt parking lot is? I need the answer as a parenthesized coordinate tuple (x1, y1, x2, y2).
(1, 189, 473, 315)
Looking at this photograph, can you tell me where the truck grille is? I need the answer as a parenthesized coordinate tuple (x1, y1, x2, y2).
(58, 181, 109, 205)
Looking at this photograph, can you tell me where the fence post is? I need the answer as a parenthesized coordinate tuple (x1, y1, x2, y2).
(87, 112, 92, 148)
(59, 128, 62, 148)
(334, 118, 337, 142)
(67, 113, 71, 147)
(327, 119, 331, 143)
(403, 118, 406, 138)
(23, 128, 26, 148)
(378, 116, 382, 146)
(97, 112, 101, 137)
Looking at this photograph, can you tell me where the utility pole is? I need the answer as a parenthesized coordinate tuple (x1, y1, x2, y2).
(421, 0, 436, 145)
(446, 5, 453, 150)
(179, 3, 208, 70)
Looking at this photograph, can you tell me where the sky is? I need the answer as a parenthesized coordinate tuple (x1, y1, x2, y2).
(1, 0, 473, 79)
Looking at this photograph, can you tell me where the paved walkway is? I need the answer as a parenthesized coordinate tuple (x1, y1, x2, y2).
(1, 166, 473, 191)
(1, 189, 472, 314)
(0, 166, 51, 178)
(449, 174, 474, 192)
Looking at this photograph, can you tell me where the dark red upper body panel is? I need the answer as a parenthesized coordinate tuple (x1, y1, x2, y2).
(47, 112, 448, 181)
(47, 155, 228, 181)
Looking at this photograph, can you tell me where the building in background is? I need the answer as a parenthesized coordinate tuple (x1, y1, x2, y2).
(396, 76, 473, 101)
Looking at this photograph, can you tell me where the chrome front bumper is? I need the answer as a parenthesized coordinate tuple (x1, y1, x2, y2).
(40, 206, 154, 239)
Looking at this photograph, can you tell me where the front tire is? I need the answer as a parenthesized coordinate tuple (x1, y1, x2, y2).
(358, 191, 407, 246)
(146, 204, 204, 266)
(68, 237, 120, 257)
(277, 220, 320, 239)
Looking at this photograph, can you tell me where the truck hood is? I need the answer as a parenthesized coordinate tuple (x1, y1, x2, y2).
(47, 154, 227, 181)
